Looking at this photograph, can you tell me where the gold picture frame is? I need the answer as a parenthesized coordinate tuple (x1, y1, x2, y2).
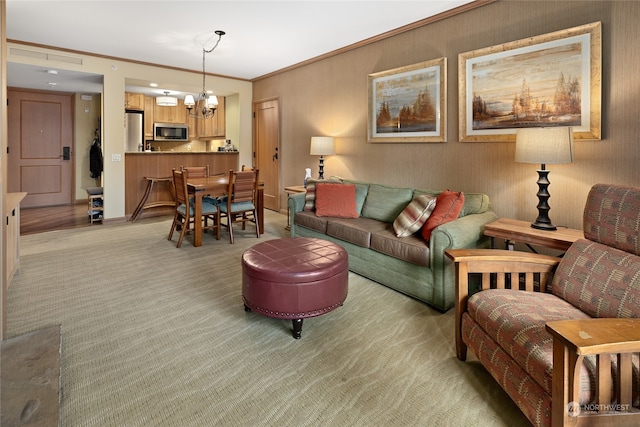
(368, 57, 446, 143)
(458, 22, 601, 142)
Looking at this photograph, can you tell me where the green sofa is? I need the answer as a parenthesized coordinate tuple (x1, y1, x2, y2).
(288, 179, 498, 311)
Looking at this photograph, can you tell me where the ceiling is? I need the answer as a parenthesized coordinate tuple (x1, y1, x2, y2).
(5, 0, 475, 96)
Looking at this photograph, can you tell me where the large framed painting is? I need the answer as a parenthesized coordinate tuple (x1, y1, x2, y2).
(368, 57, 446, 143)
(458, 22, 601, 142)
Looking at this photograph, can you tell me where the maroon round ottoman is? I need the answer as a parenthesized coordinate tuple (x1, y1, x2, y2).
(242, 237, 348, 339)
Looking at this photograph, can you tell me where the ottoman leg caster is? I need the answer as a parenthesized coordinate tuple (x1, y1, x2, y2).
(244, 304, 251, 312)
(292, 319, 303, 339)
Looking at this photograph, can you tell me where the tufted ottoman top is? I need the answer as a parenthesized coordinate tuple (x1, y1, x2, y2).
(242, 237, 348, 284)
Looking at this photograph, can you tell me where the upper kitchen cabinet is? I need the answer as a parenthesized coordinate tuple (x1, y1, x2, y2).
(144, 96, 155, 140)
(125, 92, 144, 111)
(197, 96, 225, 138)
(154, 99, 187, 124)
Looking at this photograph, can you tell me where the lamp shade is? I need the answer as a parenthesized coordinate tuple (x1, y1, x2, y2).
(310, 136, 335, 156)
(184, 94, 195, 107)
(515, 127, 574, 165)
(206, 95, 219, 108)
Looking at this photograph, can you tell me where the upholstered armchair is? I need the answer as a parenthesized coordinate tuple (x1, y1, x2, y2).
(447, 183, 640, 427)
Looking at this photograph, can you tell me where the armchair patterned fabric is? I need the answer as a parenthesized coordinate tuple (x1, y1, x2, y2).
(448, 184, 640, 427)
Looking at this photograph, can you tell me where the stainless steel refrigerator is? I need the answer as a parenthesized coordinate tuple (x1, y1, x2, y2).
(124, 111, 143, 152)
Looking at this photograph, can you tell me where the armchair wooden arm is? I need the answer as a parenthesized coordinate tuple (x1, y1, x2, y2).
(545, 319, 640, 427)
(445, 249, 560, 360)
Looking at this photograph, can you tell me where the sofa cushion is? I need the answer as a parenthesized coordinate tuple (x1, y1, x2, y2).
(326, 217, 387, 248)
(303, 178, 342, 211)
(421, 190, 465, 241)
(361, 184, 413, 223)
(294, 211, 330, 233)
(370, 228, 430, 267)
(467, 289, 590, 395)
(342, 179, 370, 215)
(315, 183, 358, 218)
(459, 193, 491, 216)
(413, 190, 490, 217)
(551, 239, 640, 319)
(393, 194, 437, 237)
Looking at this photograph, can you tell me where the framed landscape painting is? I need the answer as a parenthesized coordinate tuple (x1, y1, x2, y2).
(458, 22, 601, 142)
(368, 57, 446, 143)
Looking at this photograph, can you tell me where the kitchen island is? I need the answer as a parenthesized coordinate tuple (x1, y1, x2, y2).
(125, 152, 238, 217)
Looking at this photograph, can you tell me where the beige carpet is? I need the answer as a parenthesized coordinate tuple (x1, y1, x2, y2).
(1, 325, 60, 426)
(5, 210, 531, 426)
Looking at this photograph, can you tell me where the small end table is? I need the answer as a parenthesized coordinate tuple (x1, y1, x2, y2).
(284, 185, 306, 230)
(484, 218, 583, 252)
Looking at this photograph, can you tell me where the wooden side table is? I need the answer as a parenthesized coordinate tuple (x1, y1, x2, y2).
(284, 185, 306, 230)
(484, 218, 584, 252)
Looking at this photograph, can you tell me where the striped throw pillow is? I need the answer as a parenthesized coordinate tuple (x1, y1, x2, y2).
(393, 194, 437, 238)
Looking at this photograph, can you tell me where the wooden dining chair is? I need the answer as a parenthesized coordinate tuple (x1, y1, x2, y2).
(168, 169, 220, 247)
(180, 165, 210, 178)
(241, 164, 255, 171)
(220, 169, 260, 244)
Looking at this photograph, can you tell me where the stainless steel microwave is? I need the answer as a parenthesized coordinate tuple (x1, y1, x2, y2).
(153, 123, 188, 141)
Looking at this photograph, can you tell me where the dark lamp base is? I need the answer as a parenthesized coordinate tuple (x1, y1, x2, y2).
(531, 221, 557, 231)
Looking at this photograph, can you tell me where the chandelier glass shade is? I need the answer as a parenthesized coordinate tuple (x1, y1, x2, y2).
(186, 30, 225, 119)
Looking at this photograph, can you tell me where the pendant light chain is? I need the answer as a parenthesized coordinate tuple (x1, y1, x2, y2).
(186, 30, 225, 119)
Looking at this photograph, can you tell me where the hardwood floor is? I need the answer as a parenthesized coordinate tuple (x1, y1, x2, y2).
(20, 204, 98, 235)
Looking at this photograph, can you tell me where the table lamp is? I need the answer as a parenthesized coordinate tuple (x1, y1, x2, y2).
(310, 136, 335, 179)
(515, 127, 574, 231)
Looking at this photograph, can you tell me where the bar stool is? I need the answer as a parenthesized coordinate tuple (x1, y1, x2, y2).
(130, 176, 175, 222)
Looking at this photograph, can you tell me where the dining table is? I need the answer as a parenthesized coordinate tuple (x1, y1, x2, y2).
(187, 174, 264, 247)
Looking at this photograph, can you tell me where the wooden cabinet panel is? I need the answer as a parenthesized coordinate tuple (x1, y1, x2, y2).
(5, 192, 27, 287)
(197, 96, 225, 138)
(154, 99, 186, 124)
(144, 96, 155, 139)
(125, 92, 144, 111)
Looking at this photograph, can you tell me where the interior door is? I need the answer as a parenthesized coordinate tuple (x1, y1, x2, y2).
(253, 98, 280, 212)
(7, 89, 74, 208)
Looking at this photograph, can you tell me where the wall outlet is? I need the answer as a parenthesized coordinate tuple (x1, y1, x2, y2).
(111, 154, 122, 162)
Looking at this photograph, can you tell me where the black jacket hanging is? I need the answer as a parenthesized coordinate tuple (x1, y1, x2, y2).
(90, 139, 103, 179)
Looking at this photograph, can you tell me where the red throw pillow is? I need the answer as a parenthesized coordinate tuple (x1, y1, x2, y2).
(315, 183, 358, 218)
(421, 190, 465, 241)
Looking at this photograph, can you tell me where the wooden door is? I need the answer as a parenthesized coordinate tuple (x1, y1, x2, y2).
(253, 98, 280, 212)
(7, 89, 74, 207)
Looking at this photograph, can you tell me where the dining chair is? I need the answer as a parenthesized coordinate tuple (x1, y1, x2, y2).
(168, 169, 220, 247)
(220, 169, 260, 244)
(181, 165, 220, 204)
(180, 165, 210, 177)
(241, 164, 255, 171)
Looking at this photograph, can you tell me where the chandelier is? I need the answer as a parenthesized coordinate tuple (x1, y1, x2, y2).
(185, 30, 225, 119)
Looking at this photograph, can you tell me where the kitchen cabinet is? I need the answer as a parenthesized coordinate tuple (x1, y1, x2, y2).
(197, 96, 225, 138)
(125, 92, 144, 111)
(154, 99, 187, 124)
(144, 96, 155, 139)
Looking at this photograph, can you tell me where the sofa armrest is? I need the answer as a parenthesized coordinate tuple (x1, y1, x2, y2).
(288, 192, 306, 236)
(429, 211, 497, 310)
(545, 318, 640, 426)
(445, 249, 560, 361)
